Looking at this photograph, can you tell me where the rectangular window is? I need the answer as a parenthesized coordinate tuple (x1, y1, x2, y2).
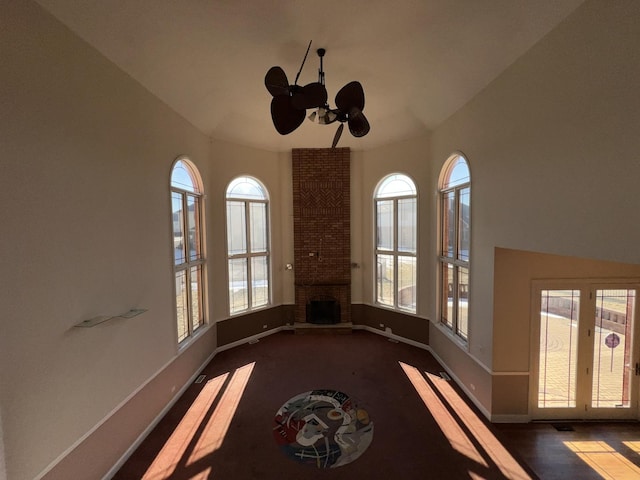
(538, 289, 580, 408)
(457, 266, 469, 339)
(442, 191, 455, 259)
(172, 192, 186, 266)
(250, 202, 267, 253)
(376, 200, 394, 251)
(592, 289, 635, 409)
(376, 254, 394, 307)
(398, 255, 416, 311)
(226, 201, 247, 256)
(229, 258, 248, 314)
(187, 195, 201, 261)
(190, 265, 203, 331)
(441, 263, 454, 327)
(251, 256, 269, 308)
(175, 270, 189, 343)
(398, 198, 416, 253)
(458, 187, 470, 262)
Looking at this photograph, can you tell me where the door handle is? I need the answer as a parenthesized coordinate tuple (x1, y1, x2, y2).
(635, 362, 640, 376)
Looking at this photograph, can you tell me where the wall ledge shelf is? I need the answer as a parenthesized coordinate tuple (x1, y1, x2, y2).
(75, 309, 148, 327)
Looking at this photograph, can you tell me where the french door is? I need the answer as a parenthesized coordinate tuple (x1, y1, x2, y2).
(531, 281, 640, 420)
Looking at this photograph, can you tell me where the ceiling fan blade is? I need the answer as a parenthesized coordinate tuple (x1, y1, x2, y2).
(271, 96, 305, 135)
(331, 123, 344, 148)
(291, 82, 328, 110)
(335, 81, 365, 112)
(265, 66, 289, 97)
(347, 108, 370, 137)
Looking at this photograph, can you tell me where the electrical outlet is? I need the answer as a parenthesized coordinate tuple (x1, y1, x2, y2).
(263, 324, 267, 329)
(379, 323, 384, 328)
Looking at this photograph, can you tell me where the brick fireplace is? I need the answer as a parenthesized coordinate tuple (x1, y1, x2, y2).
(292, 148, 351, 325)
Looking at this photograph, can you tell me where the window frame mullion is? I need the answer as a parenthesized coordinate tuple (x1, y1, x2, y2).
(393, 197, 399, 308)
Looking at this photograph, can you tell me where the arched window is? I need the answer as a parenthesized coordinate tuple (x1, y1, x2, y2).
(439, 153, 471, 340)
(374, 173, 417, 313)
(170, 158, 206, 343)
(226, 176, 270, 314)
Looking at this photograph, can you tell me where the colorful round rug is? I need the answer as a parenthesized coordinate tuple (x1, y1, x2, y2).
(273, 389, 374, 468)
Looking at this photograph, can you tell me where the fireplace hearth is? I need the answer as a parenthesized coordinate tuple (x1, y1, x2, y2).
(306, 298, 341, 324)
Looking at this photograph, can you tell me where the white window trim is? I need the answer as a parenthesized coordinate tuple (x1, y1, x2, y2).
(170, 157, 207, 345)
(374, 174, 418, 314)
(225, 177, 271, 316)
(438, 153, 471, 342)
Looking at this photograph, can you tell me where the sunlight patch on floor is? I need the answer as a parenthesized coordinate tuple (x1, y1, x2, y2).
(188, 362, 255, 464)
(564, 441, 640, 480)
(400, 361, 532, 480)
(623, 441, 640, 454)
(399, 362, 488, 468)
(426, 372, 531, 480)
(142, 372, 229, 480)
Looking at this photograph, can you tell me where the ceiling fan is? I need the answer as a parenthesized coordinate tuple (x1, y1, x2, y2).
(264, 41, 327, 135)
(265, 43, 370, 148)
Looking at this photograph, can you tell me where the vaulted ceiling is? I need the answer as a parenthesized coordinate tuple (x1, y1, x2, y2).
(35, 0, 585, 152)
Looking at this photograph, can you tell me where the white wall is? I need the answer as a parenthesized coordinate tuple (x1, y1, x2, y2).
(0, 2, 215, 479)
(429, 0, 640, 407)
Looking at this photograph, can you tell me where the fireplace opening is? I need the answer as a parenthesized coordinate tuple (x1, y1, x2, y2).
(306, 298, 341, 324)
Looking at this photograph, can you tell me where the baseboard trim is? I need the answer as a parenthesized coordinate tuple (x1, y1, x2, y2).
(352, 324, 430, 351)
(425, 347, 492, 421)
(490, 414, 531, 423)
(215, 326, 288, 353)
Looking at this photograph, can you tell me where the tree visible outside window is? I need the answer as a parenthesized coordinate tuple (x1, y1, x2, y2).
(439, 154, 470, 340)
(374, 174, 417, 313)
(170, 158, 206, 343)
(226, 177, 270, 315)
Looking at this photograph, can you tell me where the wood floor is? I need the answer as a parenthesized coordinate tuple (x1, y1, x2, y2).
(114, 330, 640, 479)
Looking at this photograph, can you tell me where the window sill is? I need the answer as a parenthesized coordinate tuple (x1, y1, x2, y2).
(433, 319, 469, 351)
(374, 302, 417, 316)
(177, 323, 211, 353)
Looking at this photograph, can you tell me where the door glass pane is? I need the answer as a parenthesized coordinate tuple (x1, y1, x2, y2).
(186, 195, 201, 261)
(398, 198, 416, 253)
(250, 202, 267, 253)
(172, 192, 186, 265)
(441, 263, 454, 327)
(226, 201, 246, 255)
(190, 266, 202, 331)
(457, 266, 469, 340)
(441, 191, 455, 258)
(376, 200, 393, 251)
(175, 271, 188, 342)
(251, 256, 269, 308)
(458, 187, 470, 262)
(592, 289, 635, 408)
(376, 254, 394, 306)
(398, 256, 416, 313)
(538, 290, 580, 408)
(228, 258, 248, 314)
